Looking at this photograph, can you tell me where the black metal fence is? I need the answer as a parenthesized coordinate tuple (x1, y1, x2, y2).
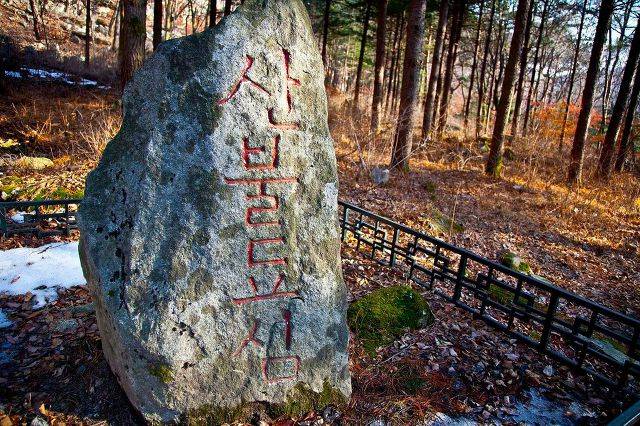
(2, 198, 639, 391)
(338, 201, 640, 391)
(0, 199, 81, 237)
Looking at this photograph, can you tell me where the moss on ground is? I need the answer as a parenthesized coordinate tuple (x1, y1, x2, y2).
(50, 187, 84, 199)
(348, 285, 434, 355)
(499, 251, 532, 275)
(487, 284, 530, 306)
(428, 208, 464, 235)
(394, 363, 427, 393)
(422, 180, 437, 200)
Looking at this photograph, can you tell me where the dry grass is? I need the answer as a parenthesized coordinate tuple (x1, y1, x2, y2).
(0, 80, 119, 199)
(0, 80, 120, 161)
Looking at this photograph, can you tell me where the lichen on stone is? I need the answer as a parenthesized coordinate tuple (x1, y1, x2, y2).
(184, 382, 347, 425)
(269, 380, 348, 419)
(148, 363, 174, 384)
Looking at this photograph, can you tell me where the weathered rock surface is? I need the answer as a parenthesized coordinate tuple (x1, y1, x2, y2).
(78, 0, 351, 422)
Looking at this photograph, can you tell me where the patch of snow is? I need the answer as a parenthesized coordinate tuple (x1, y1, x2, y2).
(0, 309, 11, 328)
(4, 68, 110, 90)
(10, 211, 26, 223)
(0, 242, 85, 308)
(424, 412, 476, 425)
(509, 388, 593, 425)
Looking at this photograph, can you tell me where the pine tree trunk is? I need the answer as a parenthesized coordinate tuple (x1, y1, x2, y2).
(390, 0, 427, 169)
(485, 0, 530, 177)
(522, 0, 548, 136)
(485, 16, 504, 134)
(119, 0, 147, 91)
(436, 0, 465, 135)
(371, 0, 389, 133)
(509, 0, 534, 138)
(385, 16, 402, 113)
(85, 0, 91, 67)
(463, 0, 485, 133)
(431, 44, 445, 126)
(223, 0, 231, 16)
(475, 0, 496, 138)
(382, 16, 396, 101)
(615, 60, 640, 171)
(153, 0, 163, 48)
(421, 0, 449, 139)
(597, 20, 640, 179)
(391, 36, 404, 112)
(321, 0, 331, 66)
(568, 0, 614, 185)
(354, 0, 373, 110)
(558, 0, 586, 150)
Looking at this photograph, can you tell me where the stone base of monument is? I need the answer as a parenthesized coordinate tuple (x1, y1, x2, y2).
(185, 384, 348, 424)
(77, 0, 351, 422)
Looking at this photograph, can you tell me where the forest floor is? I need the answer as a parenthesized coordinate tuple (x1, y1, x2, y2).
(0, 74, 639, 424)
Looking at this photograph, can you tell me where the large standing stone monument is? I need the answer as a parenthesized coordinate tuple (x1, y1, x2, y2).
(78, 0, 351, 422)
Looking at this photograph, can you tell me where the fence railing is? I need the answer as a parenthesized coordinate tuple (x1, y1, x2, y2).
(0, 199, 81, 237)
(2, 198, 639, 392)
(338, 200, 640, 390)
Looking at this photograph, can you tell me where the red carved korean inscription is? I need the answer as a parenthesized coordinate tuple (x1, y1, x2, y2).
(218, 56, 270, 105)
(219, 48, 304, 384)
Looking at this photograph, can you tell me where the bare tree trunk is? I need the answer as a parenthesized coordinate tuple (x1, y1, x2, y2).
(615, 59, 640, 171)
(485, 0, 530, 177)
(85, 0, 91, 67)
(153, 0, 163, 48)
(599, 26, 614, 132)
(463, 0, 484, 133)
(353, 0, 373, 110)
(421, 0, 449, 139)
(558, 0, 586, 150)
(223, 0, 231, 16)
(597, 20, 640, 179)
(475, 0, 496, 138)
(208, 0, 216, 26)
(29, 0, 41, 41)
(322, 0, 331, 66)
(509, 0, 534, 138)
(568, 0, 614, 185)
(371, 0, 389, 133)
(600, 0, 632, 131)
(390, 0, 427, 170)
(119, 0, 147, 91)
(37, 0, 49, 46)
(436, 0, 465, 135)
(112, 0, 121, 50)
(522, 0, 548, 136)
